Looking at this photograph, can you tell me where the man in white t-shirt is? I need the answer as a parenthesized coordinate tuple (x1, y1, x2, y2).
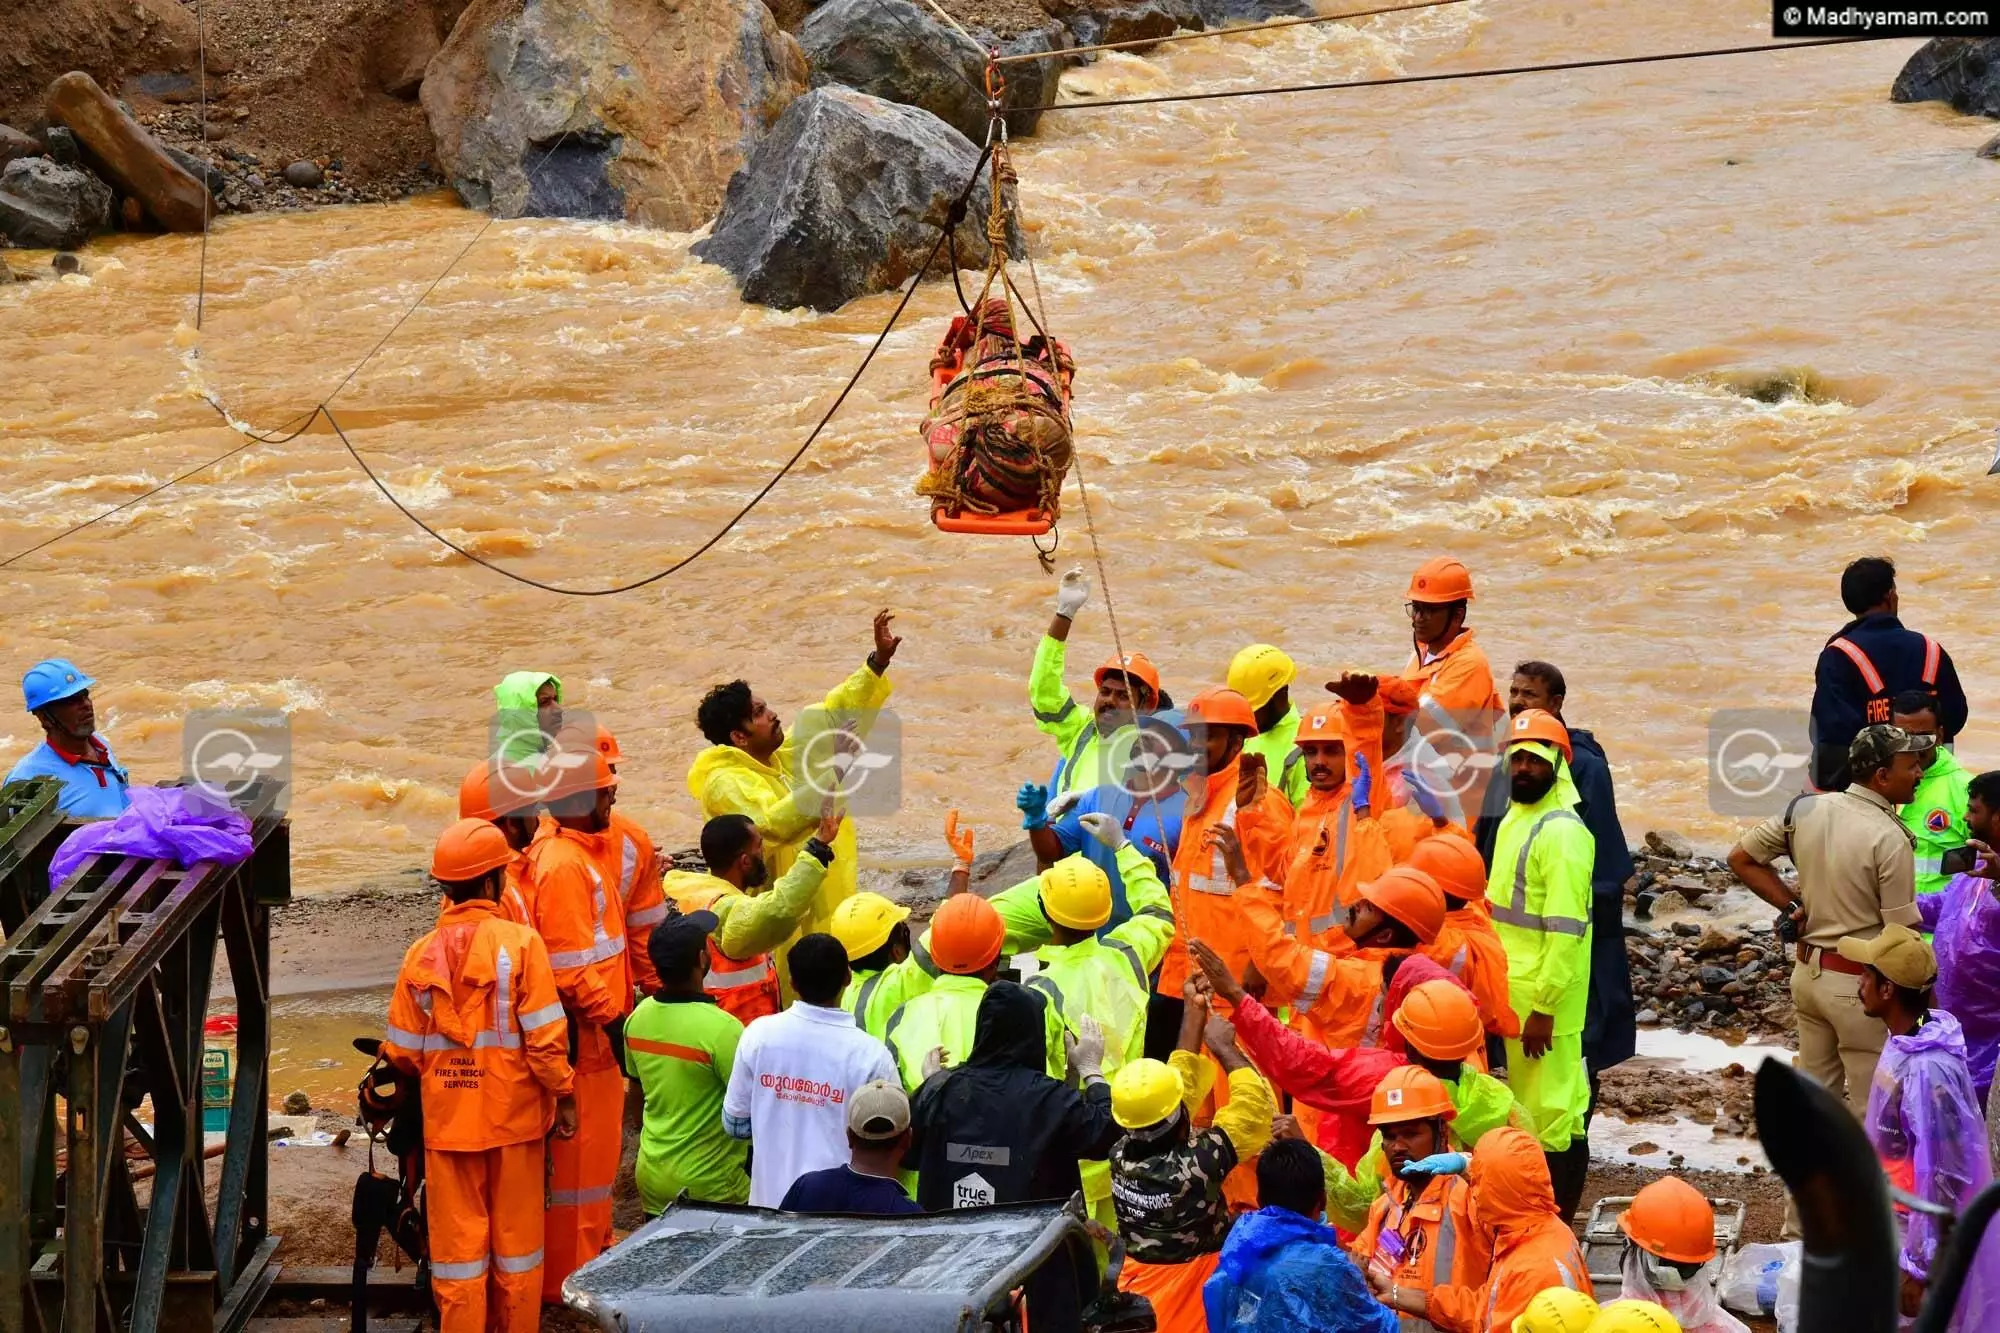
(724, 931, 900, 1207)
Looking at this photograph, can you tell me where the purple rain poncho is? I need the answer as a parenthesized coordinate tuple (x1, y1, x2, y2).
(1919, 877, 2000, 1105)
(48, 785, 252, 890)
(1865, 1008, 2000, 1330)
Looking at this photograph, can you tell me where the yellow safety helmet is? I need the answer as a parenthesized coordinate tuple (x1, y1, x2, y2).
(1039, 854, 1113, 931)
(829, 892, 911, 961)
(1512, 1287, 1601, 1333)
(1110, 1058, 1185, 1130)
(1583, 1301, 1681, 1333)
(1226, 644, 1296, 710)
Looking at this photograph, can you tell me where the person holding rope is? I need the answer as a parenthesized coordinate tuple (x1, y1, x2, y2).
(1027, 566, 1167, 797)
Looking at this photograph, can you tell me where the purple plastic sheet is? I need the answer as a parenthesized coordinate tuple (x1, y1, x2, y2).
(48, 785, 252, 890)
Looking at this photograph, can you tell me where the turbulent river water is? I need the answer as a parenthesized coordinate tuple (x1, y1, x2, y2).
(4, 0, 1994, 896)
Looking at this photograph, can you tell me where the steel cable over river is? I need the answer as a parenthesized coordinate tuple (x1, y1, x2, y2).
(2, 0, 1994, 894)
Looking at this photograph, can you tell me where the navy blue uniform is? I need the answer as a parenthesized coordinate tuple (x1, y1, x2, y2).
(1810, 612, 1966, 788)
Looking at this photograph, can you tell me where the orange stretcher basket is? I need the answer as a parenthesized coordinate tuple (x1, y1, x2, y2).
(930, 509, 1057, 537)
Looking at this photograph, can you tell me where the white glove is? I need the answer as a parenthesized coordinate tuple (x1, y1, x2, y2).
(1067, 1014, 1106, 1080)
(1046, 790, 1085, 819)
(921, 1045, 949, 1080)
(1077, 812, 1128, 851)
(1055, 565, 1091, 619)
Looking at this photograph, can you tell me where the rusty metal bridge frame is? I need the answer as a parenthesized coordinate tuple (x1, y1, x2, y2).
(0, 777, 290, 1333)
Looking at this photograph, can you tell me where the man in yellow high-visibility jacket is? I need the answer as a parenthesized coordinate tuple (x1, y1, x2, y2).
(1029, 566, 1165, 795)
(1486, 708, 1595, 1223)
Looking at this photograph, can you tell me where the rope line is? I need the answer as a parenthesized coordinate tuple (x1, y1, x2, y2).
(1026, 35, 1871, 112)
(316, 149, 993, 596)
(995, 0, 1468, 64)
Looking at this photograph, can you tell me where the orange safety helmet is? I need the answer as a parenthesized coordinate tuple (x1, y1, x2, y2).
(1357, 866, 1447, 945)
(1094, 652, 1162, 701)
(1407, 833, 1488, 901)
(543, 745, 617, 804)
(1391, 979, 1486, 1061)
(1506, 708, 1572, 763)
(1407, 556, 1475, 604)
(1367, 1065, 1457, 1125)
(927, 894, 1007, 975)
(459, 759, 543, 820)
(1295, 707, 1348, 745)
(1618, 1176, 1718, 1264)
(431, 817, 519, 882)
(595, 724, 622, 765)
(1186, 686, 1259, 734)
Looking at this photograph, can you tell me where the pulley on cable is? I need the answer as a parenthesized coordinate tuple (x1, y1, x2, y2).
(916, 58, 1076, 569)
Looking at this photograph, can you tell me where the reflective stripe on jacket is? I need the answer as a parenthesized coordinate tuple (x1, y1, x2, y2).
(611, 812, 666, 994)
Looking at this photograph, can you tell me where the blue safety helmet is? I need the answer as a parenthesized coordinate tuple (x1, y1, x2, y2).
(22, 659, 94, 713)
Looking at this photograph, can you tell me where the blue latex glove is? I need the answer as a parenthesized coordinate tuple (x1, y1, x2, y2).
(1017, 782, 1050, 831)
(1409, 770, 1448, 822)
(1398, 1152, 1468, 1180)
(1350, 753, 1372, 810)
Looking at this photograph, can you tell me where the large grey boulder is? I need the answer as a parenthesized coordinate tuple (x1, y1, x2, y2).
(693, 86, 1015, 311)
(798, 0, 1068, 141)
(1191, 0, 1309, 25)
(1040, 0, 1203, 50)
(0, 158, 112, 249)
(1891, 38, 2000, 117)
(422, 0, 808, 229)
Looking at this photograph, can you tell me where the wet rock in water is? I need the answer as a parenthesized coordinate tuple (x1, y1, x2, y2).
(282, 1090, 313, 1115)
(1649, 890, 1689, 916)
(0, 126, 41, 172)
(283, 160, 324, 188)
(1980, 133, 2000, 159)
(46, 71, 208, 231)
(52, 252, 80, 275)
(694, 87, 1016, 311)
(1645, 829, 1696, 860)
(1693, 925, 1745, 955)
(1042, 0, 1203, 49)
(1891, 38, 2000, 118)
(423, 0, 807, 230)
(798, 0, 1069, 142)
(0, 158, 113, 249)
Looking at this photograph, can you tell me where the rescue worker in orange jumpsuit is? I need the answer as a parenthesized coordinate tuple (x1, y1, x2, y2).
(1162, 687, 1294, 1014)
(384, 819, 577, 1333)
(1353, 1067, 1492, 1323)
(1282, 696, 1394, 936)
(1212, 838, 1449, 1051)
(1371, 1126, 1591, 1333)
(520, 742, 629, 1299)
(1353, 674, 1477, 863)
(459, 758, 547, 927)
(1401, 556, 1504, 727)
(594, 724, 669, 997)
(1397, 558, 1506, 840)
(1408, 833, 1519, 1041)
(663, 809, 842, 1024)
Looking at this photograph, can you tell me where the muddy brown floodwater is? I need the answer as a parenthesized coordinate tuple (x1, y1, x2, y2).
(3, 0, 1995, 901)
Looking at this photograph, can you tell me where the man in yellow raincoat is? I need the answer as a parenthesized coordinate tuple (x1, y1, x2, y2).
(688, 610, 900, 989)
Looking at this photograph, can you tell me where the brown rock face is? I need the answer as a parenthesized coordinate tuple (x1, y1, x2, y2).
(421, 0, 807, 230)
(47, 72, 209, 232)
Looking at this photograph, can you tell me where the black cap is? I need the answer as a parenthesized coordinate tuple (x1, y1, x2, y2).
(648, 909, 718, 980)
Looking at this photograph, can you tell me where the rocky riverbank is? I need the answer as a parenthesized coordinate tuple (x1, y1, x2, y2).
(1622, 829, 1796, 1043)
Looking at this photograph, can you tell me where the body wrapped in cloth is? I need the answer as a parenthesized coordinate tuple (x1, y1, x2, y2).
(918, 298, 1075, 525)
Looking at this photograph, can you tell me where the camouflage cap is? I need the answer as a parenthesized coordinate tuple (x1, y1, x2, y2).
(1848, 723, 1936, 775)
